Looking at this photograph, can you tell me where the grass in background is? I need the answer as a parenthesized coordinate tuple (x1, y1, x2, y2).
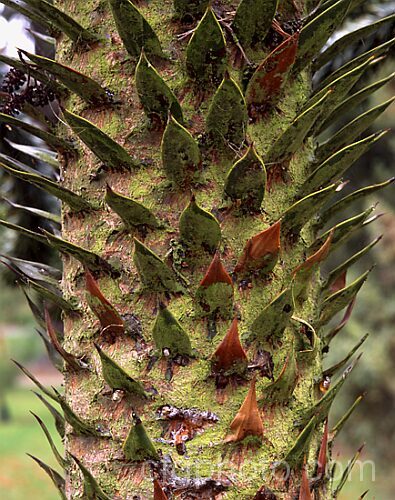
(0, 388, 62, 500)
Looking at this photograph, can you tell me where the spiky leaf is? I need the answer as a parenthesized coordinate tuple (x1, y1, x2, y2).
(323, 333, 368, 379)
(211, 318, 248, 374)
(2, 197, 61, 224)
(95, 344, 146, 396)
(232, 0, 278, 48)
(185, 7, 227, 85)
(161, 116, 201, 185)
(70, 454, 112, 500)
(63, 109, 137, 171)
(206, 75, 247, 149)
(105, 185, 159, 231)
(224, 145, 266, 212)
(283, 417, 316, 469)
(108, 0, 163, 58)
(261, 350, 298, 404)
(34, 391, 65, 438)
(133, 238, 183, 294)
(27, 454, 66, 500)
(30, 412, 68, 469)
(123, 416, 159, 461)
(152, 305, 192, 357)
(179, 197, 221, 252)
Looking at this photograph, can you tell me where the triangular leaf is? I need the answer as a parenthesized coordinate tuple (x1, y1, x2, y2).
(108, 0, 163, 58)
(283, 417, 316, 469)
(161, 116, 201, 185)
(123, 414, 159, 461)
(70, 454, 112, 500)
(105, 184, 159, 231)
(211, 318, 248, 374)
(224, 145, 266, 213)
(206, 74, 247, 150)
(186, 7, 227, 85)
(179, 196, 221, 252)
(152, 304, 192, 357)
(261, 350, 298, 404)
(232, 0, 278, 48)
(63, 109, 138, 171)
(135, 51, 183, 125)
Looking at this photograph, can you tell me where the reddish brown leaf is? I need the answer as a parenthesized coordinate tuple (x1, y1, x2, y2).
(85, 269, 124, 337)
(44, 308, 81, 370)
(299, 462, 312, 500)
(234, 220, 281, 274)
(225, 378, 264, 443)
(246, 33, 299, 113)
(293, 230, 334, 276)
(199, 252, 233, 287)
(330, 270, 347, 294)
(212, 318, 248, 373)
(154, 479, 168, 500)
(316, 420, 329, 478)
(325, 296, 356, 344)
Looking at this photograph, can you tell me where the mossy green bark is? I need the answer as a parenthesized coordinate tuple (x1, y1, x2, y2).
(58, 1, 334, 498)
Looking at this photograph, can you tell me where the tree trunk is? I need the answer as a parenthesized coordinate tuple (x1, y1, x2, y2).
(34, 0, 380, 498)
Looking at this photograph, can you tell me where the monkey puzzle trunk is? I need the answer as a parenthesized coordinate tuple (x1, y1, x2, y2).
(10, 0, 389, 498)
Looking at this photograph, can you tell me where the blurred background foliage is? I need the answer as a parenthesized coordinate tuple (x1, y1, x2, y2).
(0, 0, 394, 498)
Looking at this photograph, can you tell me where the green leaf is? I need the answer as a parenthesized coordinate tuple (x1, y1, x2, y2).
(314, 13, 395, 70)
(25, 280, 79, 313)
(4, 137, 59, 168)
(108, 0, 163, 59)
(2, 197, 61, 224)
(186, 7, 227, 85)
(0, 112, 74, 152)
(161, 115, 201, 185)
(224, 145, 266, 212)
(311, 206, 376, 255)
(63, 109, 138, 171)
(281, 184, 337, 237)
(206, 74, 247, 150)
(123, 415, 159, 462)
(42, 230, 116, 276)
(316, 97, 395, 163)
(34, 392, 65, 438)
(316, 36, 395, 93)
(232, 0, 278, 48)
(0, 156, 92, 212)
(173, 0, 208, 18)
(245, 33, 299, 116)
(105, 185, 159, 231)
(334, 445, 366, 496)
(0, 218, 49, 246)
(304, 58, 372, 134)
(282, 417, 316, 469)
(323, 333, 368, 379)
(331, 394, 364, 439)
(250, 287, 294, 344)
(12, 360, 58, 402)
(317, 178, 394, 229)
(27, 454, 66, 500)
(300, 131, 387, 195)
(266, 90, 331, 163)
(52, 387, 107, 437)
(319, 71, 395, 132)
(19, 50, 112, 105)
(70, 454, 112, 500)
(179, 196, 221, 252)
(133, 238, 184, 294)
(0, 254, 61, 287)
(23, 0, 98, 45)
(153, 304, 192, 357)
(260, 349, 298, 404)
(135, 51, 183, 125)
(295, 0, 352, 70)
(30, 412, 68, 469)
(318, 269, 371, 328)
(323, 237, 381, 293)
(95, 344, 147, 396)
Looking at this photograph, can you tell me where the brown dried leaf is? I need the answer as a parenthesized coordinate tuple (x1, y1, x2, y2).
(154, 479, 168, 500)
(85, 269, 124, 338)
(330, 270, 347, 294)
(316, 420, 329, 479)
(299, 462, 312, 500)
(212, 318, 248, 373)
(235, 220, 281, 273)
(199, 252, 233, 287)
(293, 230, 333, 276)
(225, 378, 264, 443)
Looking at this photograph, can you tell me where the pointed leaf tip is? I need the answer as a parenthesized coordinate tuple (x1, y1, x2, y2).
(123, 414, 159, 462)
(299, 462, 312, 500)
(200, 253, 233, 288)
(235, 220, 281, 274)
(212, 318, 248, 374)
(85, 269, 124, 339)
(316, 420, 329, 479)
(154, 479, 168, 500)
(224, 145, 266, 213)
(153, 305, 192, 357)
(179, 198, 221, 252)
(225, 378, 264, 443)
